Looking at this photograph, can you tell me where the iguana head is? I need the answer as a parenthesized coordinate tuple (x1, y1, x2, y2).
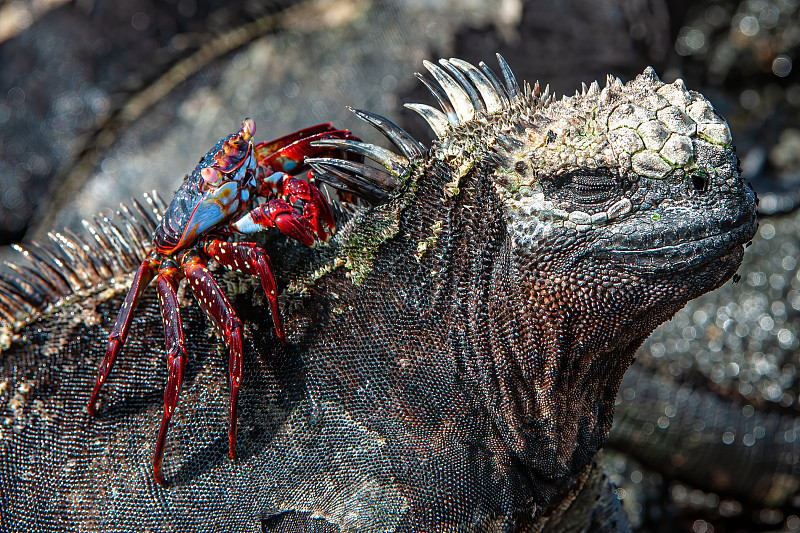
(312, 55, 756, 304)
(309, 56, 757, 476)
(485, 62, 756, 280)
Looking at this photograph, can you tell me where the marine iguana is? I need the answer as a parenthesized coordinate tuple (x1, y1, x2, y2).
(0, 55, 756, 531)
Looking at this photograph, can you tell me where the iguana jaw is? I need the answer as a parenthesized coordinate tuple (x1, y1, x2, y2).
(607, 235, 744, 271)
(595, 190, 757, 274)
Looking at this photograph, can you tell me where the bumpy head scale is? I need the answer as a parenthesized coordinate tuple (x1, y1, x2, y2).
(310, 54, 734, 209)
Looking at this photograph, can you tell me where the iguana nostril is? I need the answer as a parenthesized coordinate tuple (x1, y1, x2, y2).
(692, 173, 709, 193)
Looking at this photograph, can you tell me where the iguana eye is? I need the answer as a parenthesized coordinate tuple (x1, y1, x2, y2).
(514, 160, 527, 174)
(546, 170, 622, 206)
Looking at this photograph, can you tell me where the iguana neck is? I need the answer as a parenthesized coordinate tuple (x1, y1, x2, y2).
(403, 158, 645, 480)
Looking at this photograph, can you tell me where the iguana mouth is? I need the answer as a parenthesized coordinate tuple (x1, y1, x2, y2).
(603, 216, 756, 273)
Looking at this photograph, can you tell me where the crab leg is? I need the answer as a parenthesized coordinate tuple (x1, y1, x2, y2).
(180, 252, 244, 461)
(152, 262, 187, 485)
(204, 239, 284, 343)
(258, 129, 358, 175)
(253, 123, 340, 166)
(87, 254, 160, 416)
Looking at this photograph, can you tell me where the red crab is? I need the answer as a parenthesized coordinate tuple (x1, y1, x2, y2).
(86, 118, 355, 484)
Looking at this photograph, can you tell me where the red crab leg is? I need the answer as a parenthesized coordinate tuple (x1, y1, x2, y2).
(253, 123, 339, 165)
(152, 262, 187, 485)
(258, 129, 358, 175)
(87, 254, 160, 416)
(203, 239, 284, 343)
(181, 252, 244, 461)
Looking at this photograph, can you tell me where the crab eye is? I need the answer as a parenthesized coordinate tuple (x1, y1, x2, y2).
(201, 167, 222, 184)
(241, 118, 256, 142)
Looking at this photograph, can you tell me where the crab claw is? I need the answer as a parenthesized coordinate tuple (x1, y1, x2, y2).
(282, 176, 335, 241)
(233, 199, 316, 246)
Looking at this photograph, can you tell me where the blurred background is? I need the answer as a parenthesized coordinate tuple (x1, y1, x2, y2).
(0, 0, 798, 531)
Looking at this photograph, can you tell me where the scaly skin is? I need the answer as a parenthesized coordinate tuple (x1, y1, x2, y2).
(0, 57, 756, 532)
